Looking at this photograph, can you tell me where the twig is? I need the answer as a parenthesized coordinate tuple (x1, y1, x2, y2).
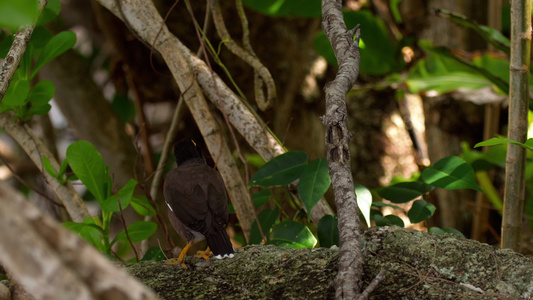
(196, 4, 211, 58)
(115, 181, 140, 262)
(235, 0, 265, 109)
(125, 68, 154, 175)
(0, 153, 64, 208)
(144, 91, 189, 251)
(359, 269, 387, 299)
(207, 0, 276, 111)
(132, 130, 174, 251)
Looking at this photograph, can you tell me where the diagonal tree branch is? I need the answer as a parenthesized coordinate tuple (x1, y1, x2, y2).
(321, 0, 385, 298)
(0, 0, 47, 101)
(0, 181, 161, 300)
(0, 111, 90, 222)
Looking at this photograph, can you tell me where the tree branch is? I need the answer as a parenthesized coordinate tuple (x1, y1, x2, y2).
(0, 112, 90, 222)
(124, 226, 533, 299)
(0, 0, 46, 101)
(321, 0, 385, 298)
(0, 181, 161, 300)
(207, 0, 276, 111)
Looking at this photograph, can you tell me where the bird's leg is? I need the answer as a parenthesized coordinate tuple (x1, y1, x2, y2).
(165, 240, 194, 268)
(194, 247, 212, 260)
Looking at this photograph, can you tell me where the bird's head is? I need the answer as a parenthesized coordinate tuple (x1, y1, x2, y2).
(174, 138, 205, 165)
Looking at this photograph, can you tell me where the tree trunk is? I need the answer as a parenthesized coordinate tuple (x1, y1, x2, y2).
(120, 226, 533, 299)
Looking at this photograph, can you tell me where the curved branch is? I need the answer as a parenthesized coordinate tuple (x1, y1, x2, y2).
(207, 0, 276, 111)
(321, 0, 384, 298)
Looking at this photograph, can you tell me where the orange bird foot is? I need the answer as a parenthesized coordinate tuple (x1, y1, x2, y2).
(194, 247, 212, 260)
(164, 258, 188, 269)
(164, 241, 193, 269)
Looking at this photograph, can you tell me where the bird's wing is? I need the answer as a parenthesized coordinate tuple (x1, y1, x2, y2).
(164, 168, 209, 234)
(206, 171, 229, 233)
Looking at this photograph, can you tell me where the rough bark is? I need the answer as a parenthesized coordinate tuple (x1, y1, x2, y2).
(0, 181, 160, 300)
(320, 0, 371, 298)
(1, 192, 531, 300)
(119, 226, 533, 300)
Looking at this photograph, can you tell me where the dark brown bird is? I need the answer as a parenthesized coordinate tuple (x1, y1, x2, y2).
(164, 138, 234, 267)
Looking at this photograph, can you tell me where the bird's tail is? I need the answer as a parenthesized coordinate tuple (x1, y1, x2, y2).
(206, 230, 234, 259)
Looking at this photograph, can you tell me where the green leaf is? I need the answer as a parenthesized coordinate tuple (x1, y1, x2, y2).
(407, 52, 491, 94)
(243, 0, 321, 17)
(111, 93, 136, 123)
(298, 158, 330, 214)
(374, 214, 404, 227)
(421, 156, 483, 192)
(42, 155, 58, 177)
(249, 207, 280, 245)
(131, 196, 157, 217)
(317, 215, 338, 248)
(27, 103, 51, 116)
(0, 0, 39, 29)
(252, 189, 272, 207)
(248, 151, 307, 187)
(407, 199, 436, 223)
(66, 141, 107, 203)
(407, 41, 509, 95)
(31, 31, 76, 78)
(26, 80, 54, 116)
(59, 157, 68, 176)
(429, 226, 465, 237)
(475, 137, 533, 151)
(63, 217, 105, 252)
(355, 184, 372, 227)
(246, 153, 266, 169)
(269, 220, 317, 249)
(27, 80, 54, 105)
(37, 0, 61, 25)
(377, 181, 431, 203)
(28, 26, 53, 57)
(371, 201, 402, 210)
(2, 79, 30, 109)
(437, 9, 509, 55)
(141, 246, 166, 262)
(114, 221, 157, 243)
(101, 179, 137, 213)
